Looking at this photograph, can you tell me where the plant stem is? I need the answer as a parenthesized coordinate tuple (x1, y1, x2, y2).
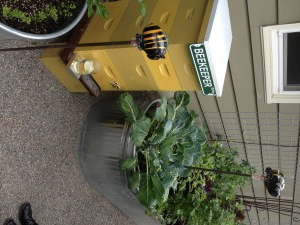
(181, 164, 253, 178)
(145, 149, 150, 205)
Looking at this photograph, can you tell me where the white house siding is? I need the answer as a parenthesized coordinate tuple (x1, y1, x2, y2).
(160, 0, 300, 224)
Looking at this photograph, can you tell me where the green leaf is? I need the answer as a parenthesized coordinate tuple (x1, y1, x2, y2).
(96, 5, 103, 15)
(151, 175, 167, 204)
(87, 3, 93, 17)
(138, 174, 157, 208)
(160, 135, 176, 161)
(180, 125, 199, 140)
(86, 0, 109, 19)
(130, 118, 151, 146)
(174, 91, 190, 108)
(149, 150, 161, 174)
(169, 119, 185, 135)
(140, 2, 146, 16)
(100, 5, 109, 19)
(128, 172, 140, 191)
(166, 100, 176, 120)
(178, 166, 191, 177)
(173, 146, 184, 164)
(180, 137, 194, 149)
(154, 97, 167, 121)
(166, 97, 192, 125)
(160, 145, 173, 161)
(118, 93, 141, 123)
(119, 157, 137, 171)
(160, 163, 189, 190)
(180, 137, 201, 158)
(150, 127, 165, 144)
(177, 109, 190, 121)
(195, 128, 207, 145)
(150, 120, 172, 144)
(173, 144, 196, 166)
(183, 151, 194, 166)
(180, 110, 199, 130)
(161, 135, 177, 149)
(160, 166, 178, 189)
(135, 0, 146, 16)
(189, 109, 198, 119)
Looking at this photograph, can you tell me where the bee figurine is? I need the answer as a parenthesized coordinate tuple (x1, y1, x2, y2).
(264, 167, 285, 198)
(135, 24, 169, 60)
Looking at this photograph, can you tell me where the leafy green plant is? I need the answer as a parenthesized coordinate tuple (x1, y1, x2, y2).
(87, 0, 146, 19)
(151, 142, 255, 225)
(118, 91, 256, 225)
(37, 5, 58, 22)
(61, 3, 76, 18)
(2, 6, 31, 24)
(156, 197, 237, 225)
(87, 0, 108, 19)
(119, 91, 206, 208)
(2, 3, 77, 24)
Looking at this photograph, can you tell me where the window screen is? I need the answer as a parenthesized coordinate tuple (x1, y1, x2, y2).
(284, 32, 300, 91)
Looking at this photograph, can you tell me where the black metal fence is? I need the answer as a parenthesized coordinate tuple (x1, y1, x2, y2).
(198, 112, 300, 225)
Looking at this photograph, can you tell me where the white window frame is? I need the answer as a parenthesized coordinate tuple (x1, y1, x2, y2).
(262, 23, 300, 104)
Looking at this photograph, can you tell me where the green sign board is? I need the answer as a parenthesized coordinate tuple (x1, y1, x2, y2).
(189, 44, 216, 96)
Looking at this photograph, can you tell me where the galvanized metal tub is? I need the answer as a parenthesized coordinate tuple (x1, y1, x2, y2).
(78, 95, 161, 225)
(0, 3, 87, 40)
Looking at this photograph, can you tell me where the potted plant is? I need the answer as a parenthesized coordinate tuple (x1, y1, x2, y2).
(0, 0, 146, 40)
(0, 0, 87, 40)
(118, 91, 256, 225)
(78, 92, 162, 225)
(78, 91, 255, 225)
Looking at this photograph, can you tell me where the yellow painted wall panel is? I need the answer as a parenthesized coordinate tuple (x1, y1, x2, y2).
(110, 0, 159, 41)
(168, 44, 200, 90)
(80, 0, 129, 43)
(143, 53, 182, 90)
(148, 0, 181, 33)
(106, 47, 159, 90)
(170, 0, 208, 44)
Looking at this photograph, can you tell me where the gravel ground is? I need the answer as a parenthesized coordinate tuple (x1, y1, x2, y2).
(0, 39, 135, 225)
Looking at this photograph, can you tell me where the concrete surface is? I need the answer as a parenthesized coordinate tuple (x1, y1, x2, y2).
(0, 39, 135, 225)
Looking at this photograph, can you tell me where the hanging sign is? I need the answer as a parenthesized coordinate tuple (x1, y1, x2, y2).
(189, 43, 216, 96)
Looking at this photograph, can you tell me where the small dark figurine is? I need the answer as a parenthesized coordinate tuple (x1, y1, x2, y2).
(264, 167, 285, 198)
(135, 23, 169, 60)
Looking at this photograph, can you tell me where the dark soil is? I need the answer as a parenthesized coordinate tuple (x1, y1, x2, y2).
(0, 0, 85, 34)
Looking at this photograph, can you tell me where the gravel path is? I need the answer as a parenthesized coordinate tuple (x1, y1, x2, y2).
(0, 39, 134, 225)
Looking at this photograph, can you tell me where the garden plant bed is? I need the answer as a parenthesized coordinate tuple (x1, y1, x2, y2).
(0, 0, 85, 34)
(119, 92, 256, 225)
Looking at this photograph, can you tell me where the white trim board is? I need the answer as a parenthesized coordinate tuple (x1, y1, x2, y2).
(204, 0, 232, 96)
(262, 23, 300, 104)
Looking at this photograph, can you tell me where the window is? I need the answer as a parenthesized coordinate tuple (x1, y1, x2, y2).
(283, 32, 300, 91)
(262, 23, 300, 103)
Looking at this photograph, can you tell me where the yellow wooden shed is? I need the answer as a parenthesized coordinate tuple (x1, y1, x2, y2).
(40, 0, 232, 95)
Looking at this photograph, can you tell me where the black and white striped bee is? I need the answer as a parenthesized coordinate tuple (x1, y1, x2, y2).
(135, 24, 169, 60)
